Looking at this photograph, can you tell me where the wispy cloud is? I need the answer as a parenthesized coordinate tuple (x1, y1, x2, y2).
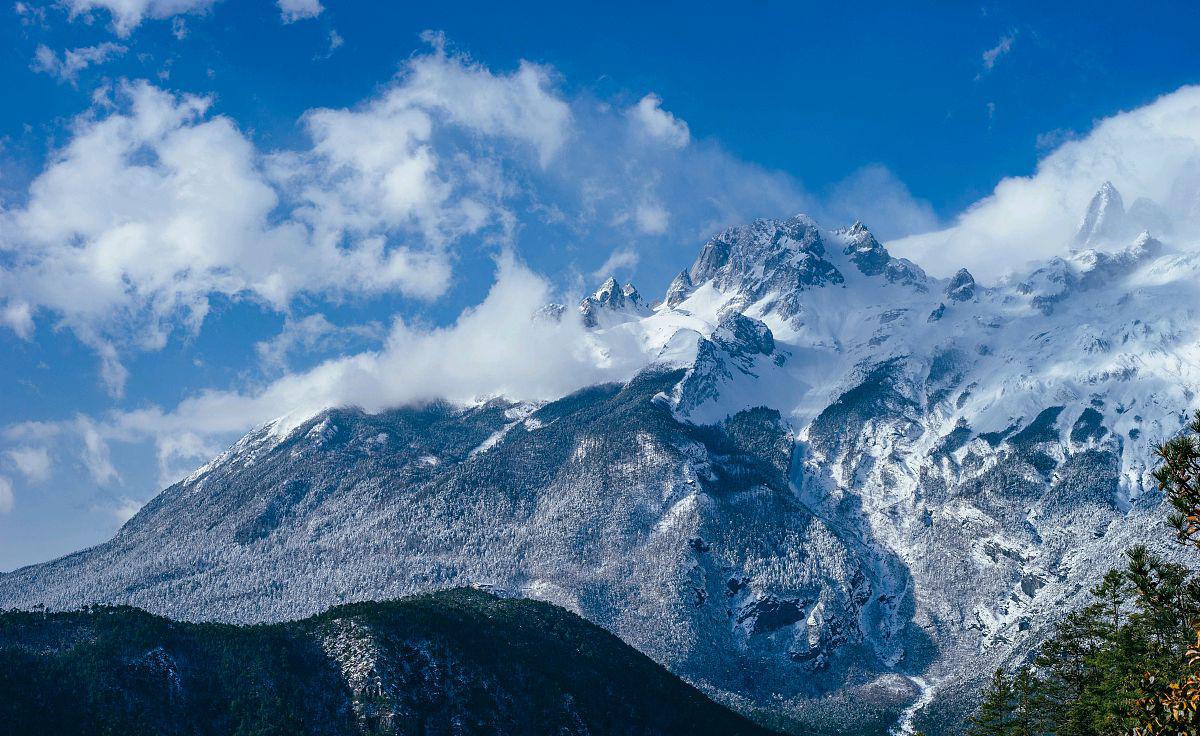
(277, 0, 322, 23)
(0, 477, 13, 514)
(254, 314, 385, 373)
(979, 31, 1017, 76)
(31, 42, 127, 84)
(6, 446, 51, 483)
(592, 248, 640, 279)
(314, 29, 344, 60)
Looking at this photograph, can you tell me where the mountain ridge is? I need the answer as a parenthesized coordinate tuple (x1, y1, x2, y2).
(3, 182, 1199, 735)
(0, 587, 777, 736)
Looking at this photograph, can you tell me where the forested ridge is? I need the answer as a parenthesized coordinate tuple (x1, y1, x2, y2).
(0, 588, 776, 736)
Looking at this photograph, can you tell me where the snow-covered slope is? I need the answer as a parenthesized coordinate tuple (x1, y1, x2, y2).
(3, 184, 1200, 735)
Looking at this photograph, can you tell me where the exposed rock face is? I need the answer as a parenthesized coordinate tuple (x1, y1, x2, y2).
(580, 276, 652, 327)
(5, 209, 1200, 736)
(1073, 181, 1173, 247)
(839, 221, 891, 277)
(666, 270, 694, 308)
(944, 269, 975, 302)
(688, 215, 844, 319)
(1075, 181, 1126, 247)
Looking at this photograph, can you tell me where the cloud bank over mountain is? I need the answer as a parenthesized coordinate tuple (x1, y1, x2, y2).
(890, 85, 1200, 280)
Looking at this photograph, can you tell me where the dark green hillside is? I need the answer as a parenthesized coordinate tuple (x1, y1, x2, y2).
(0, 588, 777, 736)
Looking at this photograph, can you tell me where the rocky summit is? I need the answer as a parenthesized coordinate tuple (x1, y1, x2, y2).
(3, 182, 1199, 735)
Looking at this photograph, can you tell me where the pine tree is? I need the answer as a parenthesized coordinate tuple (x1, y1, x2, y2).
(1009, 666, 1040, 736)
(970, 669, 1014, 736)
(1155, 410, 1200, 550)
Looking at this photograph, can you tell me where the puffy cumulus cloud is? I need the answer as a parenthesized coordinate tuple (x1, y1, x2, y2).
(277, 0, 321, 23)
(627, 93, 690, 149)
(31, 42, 127, 84)
(61, 0, 220, 37)
(273, 46, 555, 250)
(0, 81, 447, 394)
(0, 476, 12, 514)
(401, 32, 572, 166)
(890, 85, 1200, 281)
(1, 41, 576, 395)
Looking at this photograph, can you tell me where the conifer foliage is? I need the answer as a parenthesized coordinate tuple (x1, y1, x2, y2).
(969, 411, 1200, 736)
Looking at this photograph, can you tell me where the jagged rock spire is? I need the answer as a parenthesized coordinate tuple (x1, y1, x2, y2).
(1074, 181, 1126, 247)
(945, 268, 976, 302)
(665, 270, 694, 308)
(579, 276, 650, 328)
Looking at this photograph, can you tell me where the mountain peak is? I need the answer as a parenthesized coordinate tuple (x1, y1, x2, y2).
(580, 276, 650, 328)
(594, 276, 621, 301)
(664, 270, 694, 308)
(1074, 181, 1127, 247)
(837, 221, 891, 276)
(945, 268, 976, 301)
(687, 215, 843, 319)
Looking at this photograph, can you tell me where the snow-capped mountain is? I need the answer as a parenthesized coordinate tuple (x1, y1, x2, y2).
(1074, 180, 1175, 247)
(578, 276, 652, 327)
(4, 183, 1200, 735)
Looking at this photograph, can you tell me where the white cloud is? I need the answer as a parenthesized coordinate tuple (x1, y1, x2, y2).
(78, 416, 119, 485)
(628, 94, 690, 149)
(593, 247, 639, 279)
(85, 255, 650, 453)
(111, 496, 142, 523)
(0, 477, 12, 514)
(889, 85, 1200, 280)
(1, 301, 34, 339)
(402, 32, 572, 166)
(61, 0, 219, 37)
(1, 40, 577, 394)
(15, 2, 48, 26)
(825, 164, 939, 240)
(31, 42, 127, 84)
(277, 0, 322, 23)
(981, 32, 1016, 73)
(254, 314, 385, 372)
(0, 38, 958, 500)
(317, 29, 344, 59)
(634, 201, 670, 234)
(152, 431, 219, 486)
(7, 446, 51, 483)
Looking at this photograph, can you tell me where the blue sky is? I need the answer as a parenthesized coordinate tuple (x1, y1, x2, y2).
(2, 0, 1200, 570)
